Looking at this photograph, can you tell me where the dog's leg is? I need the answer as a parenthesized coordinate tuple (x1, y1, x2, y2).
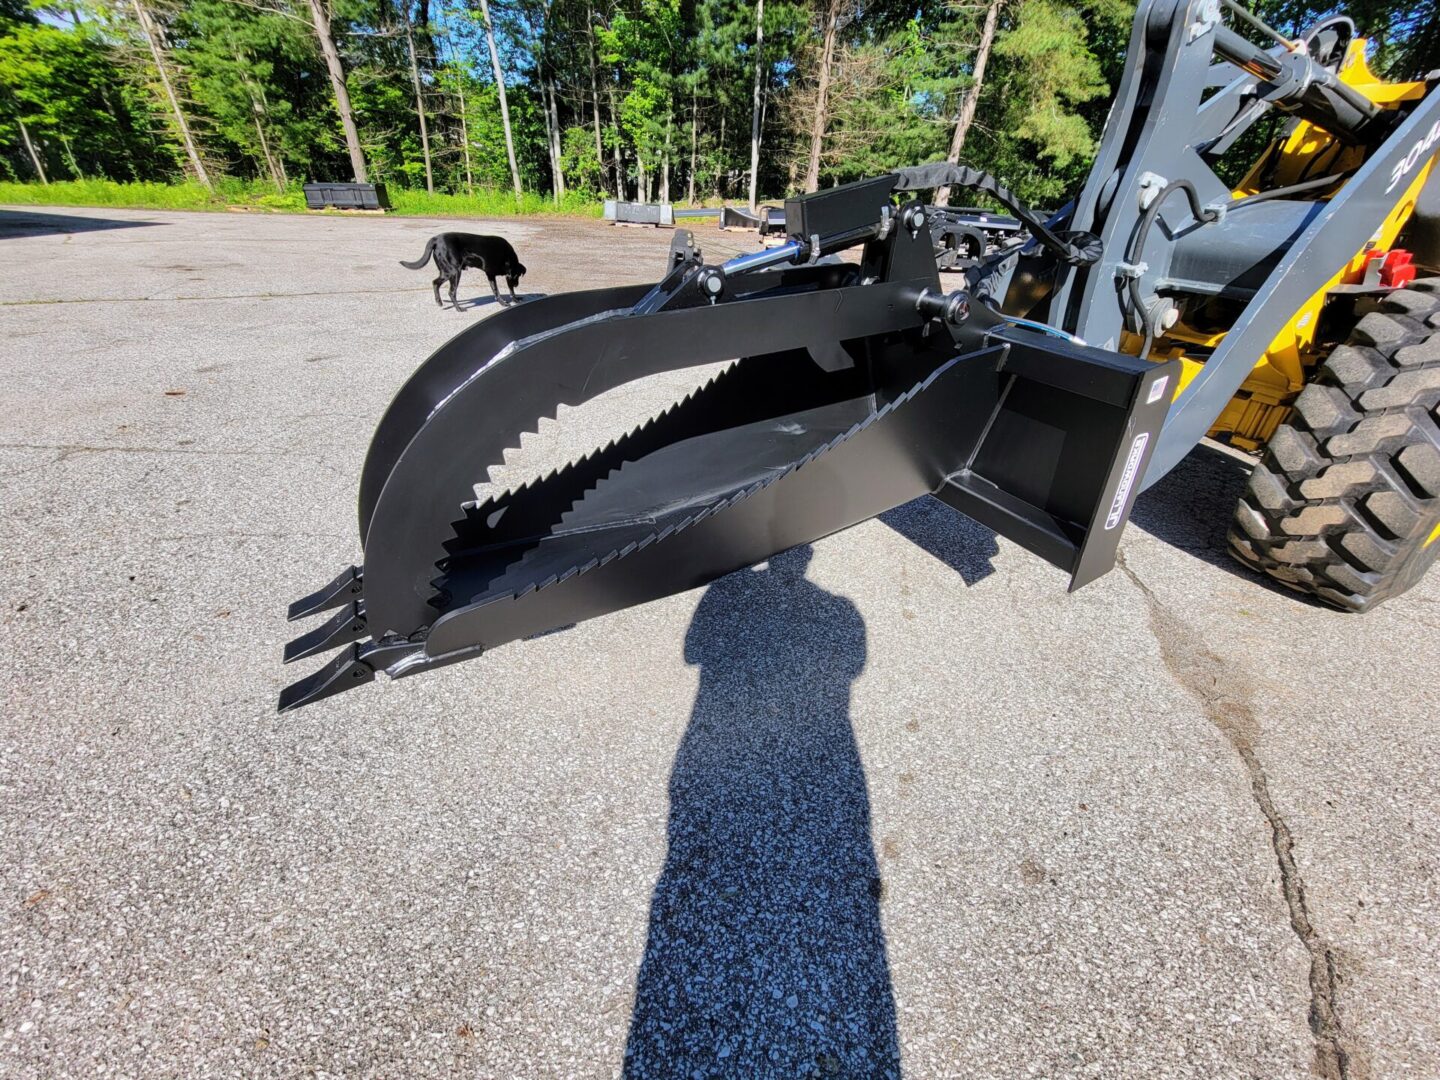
(449, 275, 460, 310)
(432, 277, 444, 307)
(488, 275, 504, 306)
(507, 278, 519, 304)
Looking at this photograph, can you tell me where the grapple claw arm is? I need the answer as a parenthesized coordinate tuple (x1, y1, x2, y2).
(280, 174, 1177, 711)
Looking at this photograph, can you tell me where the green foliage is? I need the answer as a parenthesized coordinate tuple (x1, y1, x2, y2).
(173, 0, 331, 185)
(806, 14, 970, 189)
(0, 16, 172, 182)
(560, 124, 604, 195)
(991, 0, 1109, 168)
(4, 0, 1440, 214)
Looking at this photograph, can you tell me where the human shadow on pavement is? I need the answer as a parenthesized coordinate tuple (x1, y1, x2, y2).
(880, 494, 999, 586)
(623, 544, 900, 1079)
(0, 209, 162, 239)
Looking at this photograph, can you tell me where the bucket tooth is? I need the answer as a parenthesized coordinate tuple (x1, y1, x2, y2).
(277, 643, 374, 713)
(287, 565, 363, 621)
(283, 601, 368, 663)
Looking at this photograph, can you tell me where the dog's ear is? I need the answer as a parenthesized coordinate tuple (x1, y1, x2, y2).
(515, 263, 527, 277)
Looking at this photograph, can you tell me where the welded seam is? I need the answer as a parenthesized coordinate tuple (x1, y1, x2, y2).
(1116, 552, 1355, 1080)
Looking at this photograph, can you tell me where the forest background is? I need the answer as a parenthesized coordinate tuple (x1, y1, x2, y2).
(1, 0, 1436, 214)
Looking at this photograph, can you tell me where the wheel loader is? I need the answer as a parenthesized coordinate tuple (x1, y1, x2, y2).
(279, 0, 1440, 711)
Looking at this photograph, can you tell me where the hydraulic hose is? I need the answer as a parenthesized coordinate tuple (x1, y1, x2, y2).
(894, 163, 1103, 266)
(1126, 179, 1220, 355)
(1228, 171, 1346, 209)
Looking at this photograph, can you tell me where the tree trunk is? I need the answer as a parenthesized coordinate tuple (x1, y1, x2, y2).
(95, 82, 138, 180)
(59, 135, 83, 179)
(252, 110, 285, 190)
(455, 68, 474, 196)
(659, 111, 671, 204)
(305, 0, 368, 182)
(936, 0, 1001, 206)
(747, 0, 764, 211)
(687, 82, 697, 204)
(131, 0, 211, 189)
(545, 75, 565, 200)
(403, 14, 434, 194)
(18, 119, 47, 184)
(478, 0, 522, 200)
(538, 70, 557, 196)
(587, 3, 606, 195)
(239, 64, 286, 191)
(607, 84, 625, 198)
(716, 111, 724, 198)
(804, 0, 841, 192)
(537, 0, 563, 200)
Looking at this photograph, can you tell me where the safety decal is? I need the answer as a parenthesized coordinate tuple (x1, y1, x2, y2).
(1105, 432, 1150, 530)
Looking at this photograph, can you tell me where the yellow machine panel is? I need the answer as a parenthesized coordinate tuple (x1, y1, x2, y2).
(1158, 40, 1432, 450)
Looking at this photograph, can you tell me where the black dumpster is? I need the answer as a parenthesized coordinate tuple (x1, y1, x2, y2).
(303, 182, 390, 211)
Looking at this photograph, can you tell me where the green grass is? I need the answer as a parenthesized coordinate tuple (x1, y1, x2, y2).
(388, 187, 602, 218)
(0, 178, 603, 218)
(0, 177, 301, 211)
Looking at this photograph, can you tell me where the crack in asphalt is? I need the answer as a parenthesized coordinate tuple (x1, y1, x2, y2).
(1116, 551, 1357, 1080)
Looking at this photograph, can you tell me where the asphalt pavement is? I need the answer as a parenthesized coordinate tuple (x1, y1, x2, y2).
(1, 204, 1436, 1079)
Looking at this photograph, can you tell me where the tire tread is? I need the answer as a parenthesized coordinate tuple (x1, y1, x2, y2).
(1227, 279, 1440, 611)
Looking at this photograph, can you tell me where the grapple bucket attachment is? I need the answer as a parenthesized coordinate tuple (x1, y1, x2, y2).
(280, 177, 1178, 711)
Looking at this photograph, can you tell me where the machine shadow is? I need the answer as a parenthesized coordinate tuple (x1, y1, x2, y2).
(623, 544, 901, 1079)
(1129, 441, 1251, 569)
(880, 494, 999, 586)
(0, 209, 162, 239)
(1130, 440, 1326, 603)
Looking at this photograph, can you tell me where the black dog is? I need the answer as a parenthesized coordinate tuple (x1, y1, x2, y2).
(400, 232, 527, 309)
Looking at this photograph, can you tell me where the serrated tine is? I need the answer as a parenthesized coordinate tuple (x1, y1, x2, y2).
(504, 366, 957, 601)
(442, 359, 777, 560)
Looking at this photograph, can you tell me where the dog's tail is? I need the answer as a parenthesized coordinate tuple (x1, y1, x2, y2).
(399, 237, 435, 270)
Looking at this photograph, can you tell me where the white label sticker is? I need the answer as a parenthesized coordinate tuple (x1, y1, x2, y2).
(1147, 376, 1169, 404)
(1105, 432, 1150, 530)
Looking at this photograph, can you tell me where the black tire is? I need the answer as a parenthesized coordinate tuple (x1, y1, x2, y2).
(1229, 279, 1440, 611)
